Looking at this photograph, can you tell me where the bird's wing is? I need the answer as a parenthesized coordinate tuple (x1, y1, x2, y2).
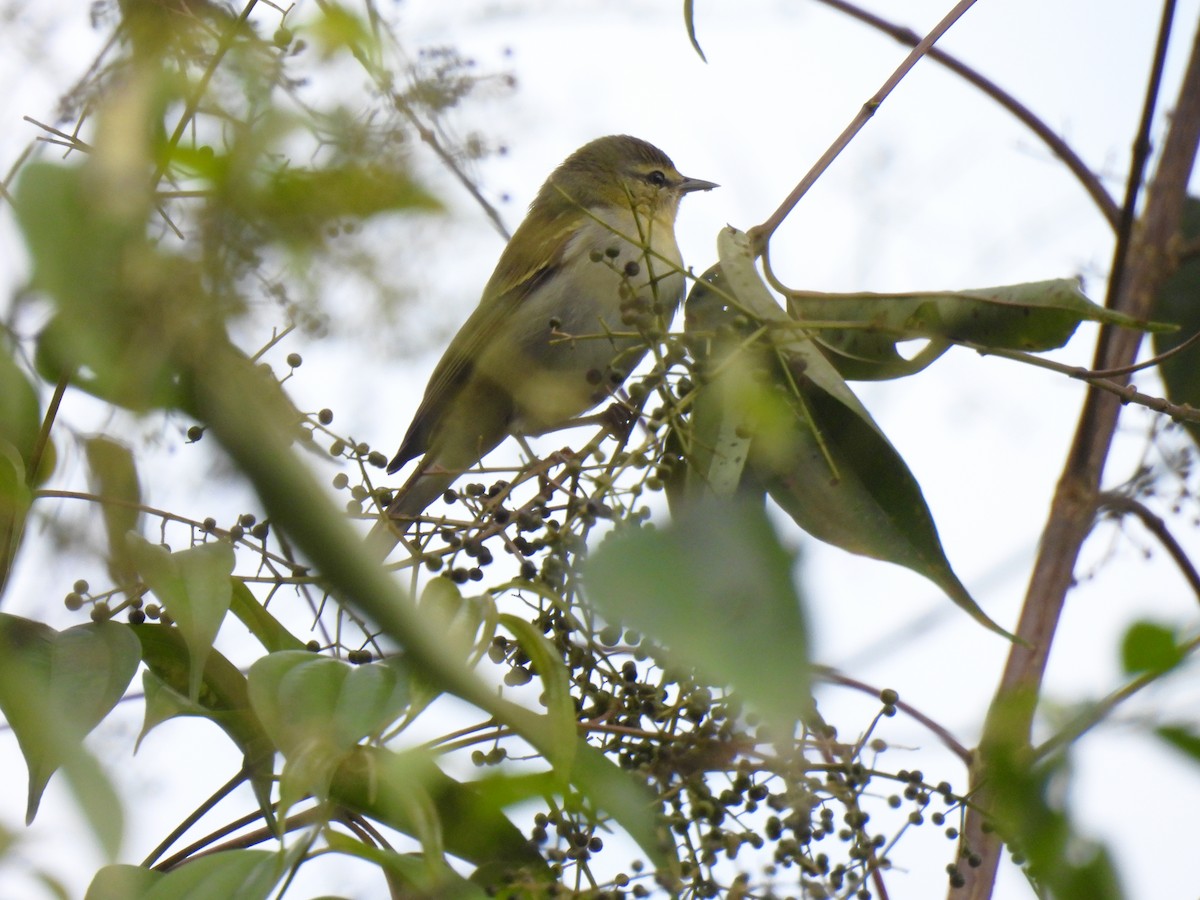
(387, 213, 578, 473)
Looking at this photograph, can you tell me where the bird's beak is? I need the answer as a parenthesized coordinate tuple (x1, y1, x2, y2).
(678, 176, 719, 193)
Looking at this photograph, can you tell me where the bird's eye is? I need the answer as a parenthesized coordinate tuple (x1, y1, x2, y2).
(647, 170, 668, 187)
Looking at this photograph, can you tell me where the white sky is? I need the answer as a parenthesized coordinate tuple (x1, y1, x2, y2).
(2, 1, 1200, 898)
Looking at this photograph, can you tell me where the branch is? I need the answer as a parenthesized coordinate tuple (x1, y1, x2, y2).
(954, 6, 1200, 897)
(747, 0, 983, 253)
(814, 0, 1120, 229)
(1098, 492, 1200, 602)
(968, 344, 1200, 424)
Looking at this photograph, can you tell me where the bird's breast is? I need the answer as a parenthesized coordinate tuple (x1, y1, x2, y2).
(476, 208, 685, 432)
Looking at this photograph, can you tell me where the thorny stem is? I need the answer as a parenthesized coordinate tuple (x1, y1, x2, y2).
(954, 7, 1200, 898)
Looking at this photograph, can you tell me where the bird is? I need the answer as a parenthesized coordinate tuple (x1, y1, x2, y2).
(373, 134, 716, 546)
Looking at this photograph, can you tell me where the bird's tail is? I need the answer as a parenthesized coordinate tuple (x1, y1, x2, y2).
(365, 466, 457, 562)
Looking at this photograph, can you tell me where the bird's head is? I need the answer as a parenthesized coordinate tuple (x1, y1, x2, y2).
(537, 134, 717, 222)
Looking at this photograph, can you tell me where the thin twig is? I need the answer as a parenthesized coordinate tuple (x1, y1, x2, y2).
(142, 769, 250, 867)
(748, 0, 982, 254)
(814, 0, 1120, 228)
(818, 668, 973, 764)
(1087, 326, 1200, 377)
(968, 343, 1200, 424)
(1098, 492, 1200, 602)
(1033, 631, 1200, 760)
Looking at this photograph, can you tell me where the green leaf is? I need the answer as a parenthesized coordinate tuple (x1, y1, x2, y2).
(330, 745, 551, 889)
(0, 440, 32, 594)
(248, 652, 410, 755)
(14, 164, 132, 315)
(135, 669, 209, 751)
(986, 739, 1124, 900)
(85, 436, 143, 587)
(788, 279, 1166, 381)
(1152, 196, 1200, 446)
(127, 536, 236, 701)
(498, 613, 577, 774)
(325, 830, 487, 899)
(229, 579, 307, 653)
(0, 614, 139, 850)
(241, 164, 440, 243)
(1155, 724, 1200, 764)
(248, 651, 409, 810)
(142, 850, 282, 900)
(1120, 620, 1184, 675)
(677, 268, 756, 502)
(704, 228, 1015, 640)
(17, 163, 188, 412)
(0, 339, 42, 464)
(683, 0, 707, 62)
(85, 865, 162, 900)
(586, 498, 813, 731)
(133, 624, 276, 822)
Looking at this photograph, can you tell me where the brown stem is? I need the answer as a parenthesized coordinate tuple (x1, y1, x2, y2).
(1098, 492, 1200, 602)
(748, 0, 983, 253)
(814, 0, 1120, 228)
(953, 9, 1200, 899)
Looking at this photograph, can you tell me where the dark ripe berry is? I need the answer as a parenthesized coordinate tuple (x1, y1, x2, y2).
(202, 517, 217, 532)
(306, 640, 321, 652)
(64, 592, 83, 611)
(605, 245, 620, 258)
(286, 352, 302, 368)
(239, 514, 256, 527)
(186, 425, 204, 442)
(623, 260, 640, 278)
(879, 688, 899, 705)
(318, 408, 333, 425)
(128, 609, 146, 625)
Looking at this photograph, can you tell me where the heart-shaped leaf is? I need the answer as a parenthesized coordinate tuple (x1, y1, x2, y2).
(127, 535, 235, 701)
(0, 613, 139, 846)
(248, 651, 409, 810)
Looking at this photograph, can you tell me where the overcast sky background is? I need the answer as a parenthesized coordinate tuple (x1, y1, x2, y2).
(2, 0, 1200, 897)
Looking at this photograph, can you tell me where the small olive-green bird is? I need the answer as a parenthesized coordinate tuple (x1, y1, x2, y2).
(376, 134, 716, 540)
